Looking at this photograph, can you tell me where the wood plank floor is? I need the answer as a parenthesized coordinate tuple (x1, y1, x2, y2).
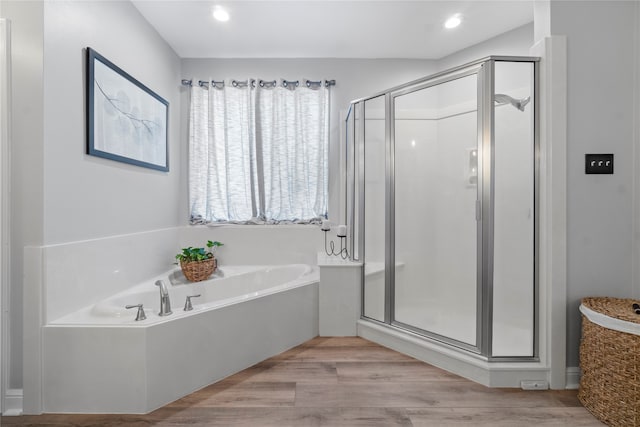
(1, 337, 603, 426)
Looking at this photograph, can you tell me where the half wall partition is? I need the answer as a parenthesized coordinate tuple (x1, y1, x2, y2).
(346, 57, 539, 368)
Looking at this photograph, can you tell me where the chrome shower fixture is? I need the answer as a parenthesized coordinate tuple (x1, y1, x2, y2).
(494, 93, 530, 112)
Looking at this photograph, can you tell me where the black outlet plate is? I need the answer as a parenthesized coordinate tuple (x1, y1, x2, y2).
(585, 154, 614, 174)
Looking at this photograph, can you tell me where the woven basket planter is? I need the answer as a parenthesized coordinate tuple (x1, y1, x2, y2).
(579, 297, 640, 427)
(180, 257, 216, 282)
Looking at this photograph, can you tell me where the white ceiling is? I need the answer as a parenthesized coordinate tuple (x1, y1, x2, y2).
(131, 0, 534, 59)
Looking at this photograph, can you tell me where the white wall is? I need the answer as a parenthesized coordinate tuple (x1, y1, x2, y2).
(43, 0, 182, 244)
(546, 1, 638, 368)
(636, 0, 640, 301)
(437, 23, 534, 71)
(1, 0, 44, 392)
(179, 225, 322, 266)
(2, 0, 183, 395)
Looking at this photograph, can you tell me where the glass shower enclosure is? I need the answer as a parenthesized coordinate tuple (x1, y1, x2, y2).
(346, 57, 539, 359)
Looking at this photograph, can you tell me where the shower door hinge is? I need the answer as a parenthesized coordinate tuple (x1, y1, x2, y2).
(475, 200, 481, 221)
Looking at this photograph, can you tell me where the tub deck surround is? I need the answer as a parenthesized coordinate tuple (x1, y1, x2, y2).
(178, 224, 323, 266)
(42, 227, 182, 324)
(39, 225, 323, 325)
(42, 264, 319, 414)
(24, 228, 183, 414)
(22, 226, 325, 415)
(317, 253, 362, 336)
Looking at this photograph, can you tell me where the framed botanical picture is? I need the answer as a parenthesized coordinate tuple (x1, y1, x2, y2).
(86, 47, 169, 171)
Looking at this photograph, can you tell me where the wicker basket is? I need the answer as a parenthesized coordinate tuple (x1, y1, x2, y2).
(179, 257, 216, 282)
(579, 297, 640, 427)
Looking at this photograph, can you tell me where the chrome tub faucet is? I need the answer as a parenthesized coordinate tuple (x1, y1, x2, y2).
(155, 279, 172, 316)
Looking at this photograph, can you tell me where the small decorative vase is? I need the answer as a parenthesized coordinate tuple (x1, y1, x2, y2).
(180, 257, 216, 282)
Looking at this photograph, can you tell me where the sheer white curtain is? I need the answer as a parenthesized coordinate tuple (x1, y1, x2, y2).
(189, 80, 329, 224)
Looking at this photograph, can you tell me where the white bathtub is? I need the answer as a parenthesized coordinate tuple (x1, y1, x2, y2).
(51, 264, 316, 325)
(42, 264, 319, 414)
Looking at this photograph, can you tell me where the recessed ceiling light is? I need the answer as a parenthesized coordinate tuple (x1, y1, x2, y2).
(444, 14, 462, 29)
(213, 6, 230, 22)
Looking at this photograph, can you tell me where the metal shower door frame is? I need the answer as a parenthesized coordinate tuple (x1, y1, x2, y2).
(386, 64, 485, 354)
(351, 56, 540, 361)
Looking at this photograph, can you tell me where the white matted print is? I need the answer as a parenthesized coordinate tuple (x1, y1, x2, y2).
(87, 47, 169, 171)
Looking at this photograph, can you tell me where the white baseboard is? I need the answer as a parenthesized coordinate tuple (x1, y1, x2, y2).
(3, 388, 23, 415)
(565, 366, 581, 389)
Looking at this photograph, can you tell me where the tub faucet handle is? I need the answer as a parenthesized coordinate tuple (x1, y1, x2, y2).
(184, 294, 201, 311)
(125, 304, 147, 321)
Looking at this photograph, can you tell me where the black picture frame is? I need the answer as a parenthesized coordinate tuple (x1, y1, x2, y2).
(86, 47, 169, 171)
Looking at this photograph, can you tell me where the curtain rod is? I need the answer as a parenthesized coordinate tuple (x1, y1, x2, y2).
(181, 78, 336, 88)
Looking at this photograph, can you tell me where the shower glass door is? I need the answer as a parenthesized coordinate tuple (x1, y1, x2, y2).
(362, 95, 386, 321)
(354, 57, 538, 359)
(491, 61, 535, 357)
(392, 72, 480, 348)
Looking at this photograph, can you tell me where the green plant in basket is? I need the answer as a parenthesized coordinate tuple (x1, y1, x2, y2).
(175, 240, 223, 262)
(176, 240, 223, 282)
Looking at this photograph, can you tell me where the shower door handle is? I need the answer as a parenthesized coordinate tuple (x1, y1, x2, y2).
(475, 200, 481, 221)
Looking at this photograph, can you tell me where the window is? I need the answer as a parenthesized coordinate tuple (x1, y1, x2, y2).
(188, 79, 330, 224)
